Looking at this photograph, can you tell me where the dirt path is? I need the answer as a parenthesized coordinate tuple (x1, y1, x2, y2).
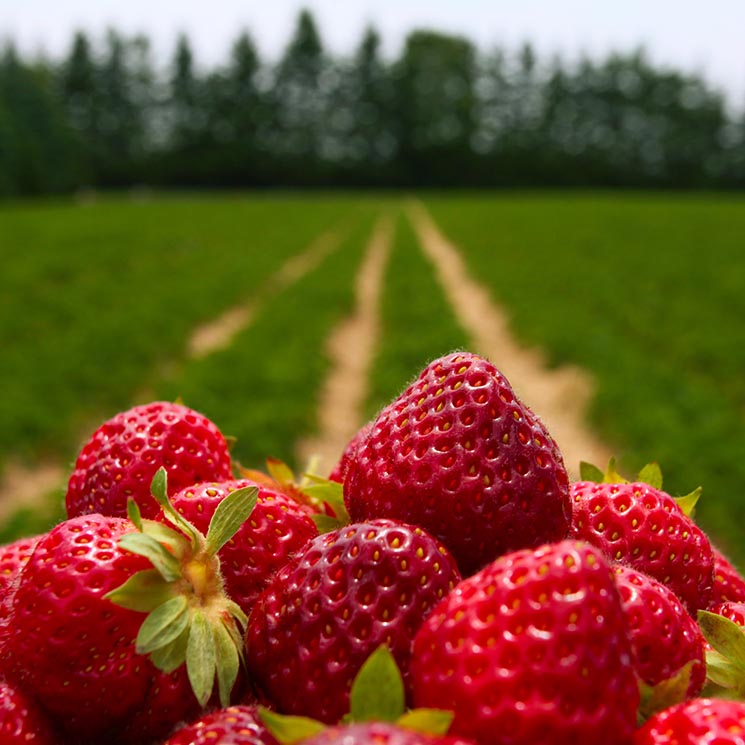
(406, 201, 612, 478)
(188, 230, 342, 359)
(295, 217, 393, 475)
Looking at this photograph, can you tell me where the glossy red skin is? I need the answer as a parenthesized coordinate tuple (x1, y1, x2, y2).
(329, 422, 374, 483)
(4, 514, 199, 743)
(635, 698, 745, 744)
(0, 534, 42, 594)
(0, 678, 59, 744)
(169, 479, 318, 614)
(710, 548, 745, 606)
(245, 519, 461, 724)
(304, 722, 477, 745)
(163, 705, 276, 745)
(612, 565, 705, 697)
(709, 601, 745, 627)
(344, 352, 571, 576)
(66, 401, 233, 519)
(570, 481, 714, 614)
(411, 540, 639, 745)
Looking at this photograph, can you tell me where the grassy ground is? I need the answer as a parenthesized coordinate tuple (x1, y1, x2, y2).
(423, 191, 745, 558)
(2, 191, 745, 565)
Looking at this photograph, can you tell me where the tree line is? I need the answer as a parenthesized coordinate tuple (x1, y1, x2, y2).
(1, 9, 744, 196)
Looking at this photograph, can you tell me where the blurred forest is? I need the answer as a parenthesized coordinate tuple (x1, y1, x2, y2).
(1, 8, 745, 196)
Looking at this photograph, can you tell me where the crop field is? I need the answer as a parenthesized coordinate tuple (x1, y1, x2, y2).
(2, 191, 745, 565)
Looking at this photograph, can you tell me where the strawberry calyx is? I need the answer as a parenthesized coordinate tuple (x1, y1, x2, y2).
(238, 457, 350, 532)
(637, 660, 697, 723)
(104, 467, 258, 708)
(698, 609, 745, 698)
(579, 458, 701, 517)
(259, 646, 454, 744)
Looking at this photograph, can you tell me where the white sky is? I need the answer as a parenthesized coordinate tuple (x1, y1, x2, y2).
(2, 0, 744, 104)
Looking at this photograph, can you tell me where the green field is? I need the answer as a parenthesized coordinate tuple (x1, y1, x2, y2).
(2, 191, 745, 564)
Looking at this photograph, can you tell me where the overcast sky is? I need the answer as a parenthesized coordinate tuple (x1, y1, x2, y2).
(2, 0, 744, 104)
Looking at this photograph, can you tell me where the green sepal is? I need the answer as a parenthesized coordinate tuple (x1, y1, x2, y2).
(602, 457, 627, 484)
(128, 497, 144, 531)
(637, 462, 663, 490)
(205, 485, 259, 555)
(311, 514, 344, 534)
(103, 568, 175, 612)
(258, 707, 326, 745)
(149, 467, 202, 548)
(136, 595, 190, 654)
(302, 481, 350, 524)
(150, 624, 190, 674)
(348, 645, 405, 723)
(579, 461, 604, 483)
(705, 649, 743, 691)
(140, 519, 189, 556)
(267, 457, 296, 485)
(225, 599, 249, 630)
(224, 435, 238, 452)
(213, 620, 240, 707)
(118, 532, 182, 582)
(675, 487, 702, 519)
(187, 610, 217, 707)
(396, 709, 454, 736)
(637, 660, 695, 722)
(698, 610, 745, 670)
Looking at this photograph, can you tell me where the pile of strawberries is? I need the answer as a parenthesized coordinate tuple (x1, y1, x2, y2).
(3, 351, 745, 745)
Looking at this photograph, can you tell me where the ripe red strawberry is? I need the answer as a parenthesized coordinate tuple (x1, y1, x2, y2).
(168, 478, 318, 614)
(711, 547, 745, 606)
(612, 564, 705, 697)
(3, 513, 201, 742)
(163, 704, 277, 745)
(634, 698, 745, 744)
(709, 601, 745, 627)
(0, 534, 41, 594)
(570, 480, 714, 613)
(410, 539, 639, 745)
(0, 677, 58, 744)
(344, 352, 571, 575)
(245, 519, 461, 723)
(66, 401, 233, 519)
(329, 422, 374, 483)
(303, 722, 476, 745)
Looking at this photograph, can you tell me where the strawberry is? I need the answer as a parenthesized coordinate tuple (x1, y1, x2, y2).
(711, 547, 745, 606)
(167, 478, 318, 614)
(634, 698, 745, 744)
(245, 519, 461, 723)
(570, 480, 714, 613)
(162, 704, 277, 745)
(329, 422, 374, 483)
(612, 564, 705, 698)
(0, 677, 58, 744)
(302, 722, 475, 745)
(0, 534, 42, 594)
(708, 601, 745, 627)
(66, 401, 233, 519)
(410, 539, 639, 745)
(4, 471, 259, 743)
(344, 352, 571, 575)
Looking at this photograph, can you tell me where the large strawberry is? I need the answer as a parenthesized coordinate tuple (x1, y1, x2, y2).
(634, 698, 745, 744)
(0, 677, 58, 744)
(344, 352, 571, 575)
(570, 479, 713, 613)
(245, 519, 461, 723)
(612, 565, 705, 699)
(163, 704, 276, 745)
(4, 471, 258, 743)
(168, 478, 318, 614)
(410, 539, 639, 745)
(66, 401, 233, 519)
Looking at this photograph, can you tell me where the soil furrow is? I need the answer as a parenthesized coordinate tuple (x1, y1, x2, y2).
(407, 201, 612, 478)
(295, 217, 393, 476)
